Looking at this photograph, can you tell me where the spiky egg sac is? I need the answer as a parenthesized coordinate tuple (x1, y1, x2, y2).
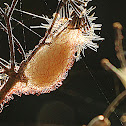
(24, 29, 84, 90)
(1, 28, 90, 111)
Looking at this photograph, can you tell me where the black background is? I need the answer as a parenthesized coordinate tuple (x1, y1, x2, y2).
(0, 0, 126, 126)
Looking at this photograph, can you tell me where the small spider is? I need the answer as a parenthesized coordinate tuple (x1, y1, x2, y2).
(0, 0, 103, 112)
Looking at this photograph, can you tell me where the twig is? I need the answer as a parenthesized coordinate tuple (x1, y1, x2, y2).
(0, 58, 9, 65)
(101, 22, 126, 121)
(0, 1, 18, 70)
(113, 22, 126, 68)
(104, 90, 126, 119)
(5, 17, 15, 70)
(11, 17, 42, 38)
(101, 23, 126, 88)
(14, 8, 51, 21)
(0, 0, 19, 105)
(0, 7, 5, 16)
(0, 22, 25, 59)
(0, 62, 9, 73)
(101, 59, 126, 88)
(101, 59, 120, 73)
(7, 0, 18, 18)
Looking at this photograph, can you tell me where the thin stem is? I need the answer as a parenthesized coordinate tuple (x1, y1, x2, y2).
(0, 7, 5, 16)
(104, 90, 126, 119)
(5, 0, 19, 69)
(0, 9, 15, 70)
(0, 0, 19, 70)
(0, 58, 9, 65)
(0, 22, 25, 59)
(101, 59, 121, 74)
(7, 0, 18, 18)
(113, 22, 126, 68)
(0, 1, 25, 60)
(0, 62, 9, 73)
(13, 36, 25, 60)
(101, 58, 126, 88)
(5, 17, 15, 70)
(14, 8, 51, 21)
(11, 17, 42, 38)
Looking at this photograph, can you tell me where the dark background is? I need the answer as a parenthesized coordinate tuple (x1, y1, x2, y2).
(0, 0, 126, 126)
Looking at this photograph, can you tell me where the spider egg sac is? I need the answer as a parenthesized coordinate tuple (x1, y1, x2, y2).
(0, 1, 104, 110)
(14, 10, 103, 95)
(24, 29, 85, 93)
(23, 16, 102, 93)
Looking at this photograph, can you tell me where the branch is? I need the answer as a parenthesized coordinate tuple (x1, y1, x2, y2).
(11, 17, 42, 38)
(14, 8, 51, 20)
(0, 22, 25, 59)
(7, 0, 18, 18)
(101, 59, 126, 88)
(0, 58, 10, 74)
(104, 90, 126, 119)
(113, 22, 126, 68)
(101, 23, 126, 89)
(0, 7, 5, 16)
(0, 6, 16, 70)
(0, 58, 9, 65)
(5, 17, 15, 70)
(0, 62, 9, 73)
